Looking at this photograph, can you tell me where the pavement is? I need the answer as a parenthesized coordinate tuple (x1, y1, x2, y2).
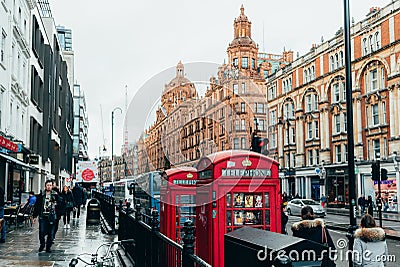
(0, 207, 117, 267)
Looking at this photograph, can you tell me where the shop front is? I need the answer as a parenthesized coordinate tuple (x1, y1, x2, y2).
(0, 152, 34, 205)
(326, 166, 348, 207)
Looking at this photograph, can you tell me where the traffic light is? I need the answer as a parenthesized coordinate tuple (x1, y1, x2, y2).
(260, 138, 269, 156)
(371, 162, 380, 181)
(381, 168, 388, 181)
(251, 134, 262, 153)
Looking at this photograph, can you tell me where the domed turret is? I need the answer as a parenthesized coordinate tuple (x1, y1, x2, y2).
(160, 61, 198, 115)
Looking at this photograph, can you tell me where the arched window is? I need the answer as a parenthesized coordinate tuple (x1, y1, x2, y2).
(369, 35, 374, 53)
(362, 38, 368, 56)
(335, 53, 339, 69)
(375, 32, 380, 50)
(339, 51, 344, 67)
(330, 56, 334, 71)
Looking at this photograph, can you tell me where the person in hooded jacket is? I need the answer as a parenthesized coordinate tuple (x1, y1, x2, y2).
(353, 214, 388, 267)
(291, 205, 336, 266)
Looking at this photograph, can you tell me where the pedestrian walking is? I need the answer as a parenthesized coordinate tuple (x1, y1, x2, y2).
(0, 185, 6, 243)
(358, 194, 365, 214)
(62, 186, 75, 229)
(291, 206, 336, 266)
(353, 214, 388, 266)
(33, 180, 59, 253)
(367, 195, 374, 217)
(72, 183, 84, 219)
(28, 191, 37, 206)
(52, 186, 65, 238)
(320, 194, 327, 208)
(281, 203, 288, 234)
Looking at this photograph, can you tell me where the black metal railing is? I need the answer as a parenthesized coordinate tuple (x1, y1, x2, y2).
(92, 191, 116, 233)
(118, 204, 211, 267)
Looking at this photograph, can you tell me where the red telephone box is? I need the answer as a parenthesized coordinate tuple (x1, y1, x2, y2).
(195, 150, 281, 267)
(160, 167, 197, 244)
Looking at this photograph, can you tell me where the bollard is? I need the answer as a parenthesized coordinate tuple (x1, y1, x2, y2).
(182, 220, 195, 267)
(135, 203, 142, 221)
(151, 209, 159, 231)
(150, 209, 160, 266)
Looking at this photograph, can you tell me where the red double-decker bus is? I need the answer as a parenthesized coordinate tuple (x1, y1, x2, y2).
(195, 150, 281, 267)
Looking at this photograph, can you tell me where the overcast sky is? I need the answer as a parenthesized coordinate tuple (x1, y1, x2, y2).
(49, 0, 391, 159)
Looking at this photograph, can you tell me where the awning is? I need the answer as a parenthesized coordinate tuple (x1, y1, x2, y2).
(0, 153, 36, 171)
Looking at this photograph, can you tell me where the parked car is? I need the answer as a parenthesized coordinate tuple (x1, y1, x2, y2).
(286, 199, 326, 217)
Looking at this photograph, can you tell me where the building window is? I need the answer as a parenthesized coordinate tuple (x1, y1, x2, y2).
(370, 69, 378, 91)
(306, 95, 312, 112)
(241, 137, 246, 149)
(344, 144, 348, 162)
(375, 32, 380, 50)
(339, 51, 344, 67)
(241, 83, 246, 94)
(251, 58, 255, 69)
(372, 104, 379, 125)
(362, 38, 368, 56)
(234, 138, 239, 149)
(330, 56, 334, 71)
(336, 145, 342, 162)
(373, 139, 380, 158)
(257, 103, 264, 114)
(242, 57, 248, 68)
(233, 58, 238, 67)
(308, 150, 313, 165)
(270, 110, 276, 125)
(258, 120, 264, 131)
(315, 150, 320, 165)
(382, 102, 386, 123)
(381, 68, 385, 89)
(240, 119, 246, 131)
(270, 132, 276, 148)
(307, 122, 312, 139)
(333, 84, 340, 102)
(268, 83, 277, 100)
(344, 113, 347, 132)
(233, 84, 238, 94)
(235, 120, 240, 131)
(284, 102, 294, 119)
(241, 102, 245, 113)
(335, 115, 340, 133)
(369, 35, 374, 52)
(315, 121, 319, 138)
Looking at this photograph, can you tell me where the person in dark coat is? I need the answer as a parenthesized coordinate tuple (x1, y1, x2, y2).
(291, 206, 336, 266)
(33, 180, 59, 253)
(62, 186, 75, 228)
(358, 194, 365, 214)
(52, 186, 65, 238)
(281, 204, 289, 234)
(72, 183, 84, 219)
(367, 195, 374, 217)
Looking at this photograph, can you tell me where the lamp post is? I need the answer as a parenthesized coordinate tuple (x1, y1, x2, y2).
(392, 152, 400, 213)
(111, 107, 122, 183)
(278, 118, 292, 195)
(343, 1, 357, 264)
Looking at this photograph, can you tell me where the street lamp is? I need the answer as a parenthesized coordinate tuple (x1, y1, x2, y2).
(391, 152, 400, 213)
(111, 107, 122, 183)
(278, 118, 293, 195)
